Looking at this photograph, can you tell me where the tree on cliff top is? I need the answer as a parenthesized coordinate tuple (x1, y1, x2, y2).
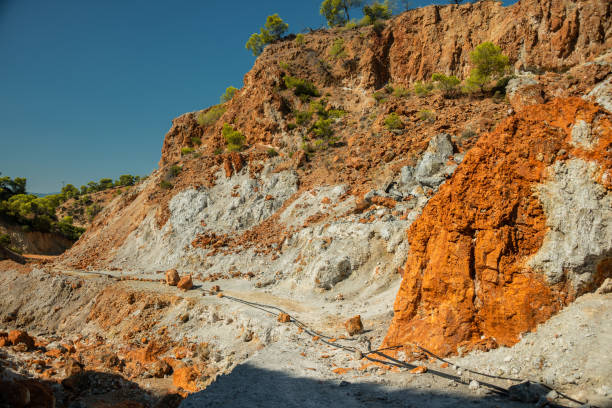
(320, 0, 365, 27)
(245, 14, 289, 56)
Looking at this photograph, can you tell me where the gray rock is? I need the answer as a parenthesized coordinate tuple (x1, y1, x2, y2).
(311, 256, 352, 289)
(570, 120, 597, 150)
(508, 381, 550, 403)
(528, 159, 612, 291)
(414, 133, 454, 188)
(584, 76, 612, 112)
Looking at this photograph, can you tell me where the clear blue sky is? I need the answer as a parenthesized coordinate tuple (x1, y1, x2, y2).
(0, 0, 511, 193)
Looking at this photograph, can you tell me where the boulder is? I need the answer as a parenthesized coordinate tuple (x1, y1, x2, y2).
(506, 76, 544, 111)
(177, 275, 193, 291)
(345, 315, 363, 336)
(312, 256, 352, 289)
(165, 269, 180, 286)
(277, 313, 291, 323)
(414, 134, 454, 188)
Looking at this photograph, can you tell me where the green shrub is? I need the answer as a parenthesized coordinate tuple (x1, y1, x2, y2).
(181, 147, 195, 155)
(198, 105, 226, 127)
(361, 1, 392, 26)
(191, 136, 202, 146)
(278, 61, 290, 71)
(287, 123, 298, 130)
(116, 175, 136, 187)
(320, 0, 364, 27)
(295, 33, 305, 46)
(55, 217, 85, 241)
(309, 100, 327, 116)
(392, 86, 409, 98)
(432, 73, 461, 98)
(0, 233, 10, 247)
(312, 118, 334, 138)
(159, 181, 173, 190)
(214, 148, 223, 155)
(284, 76, 320, 98)
(170, 165, 182, 178)
(373, 91, 387, 104)
(220, 86, 238, 103)
(417, 109, 436, 123)
(414, 81, 434, 97)
(301, 141, 315, 154)
(246, 14, 289, 56)
(384, 113, 403, 130)
(342, 19, 358, 30)
(329, 38, 347, 59)
(295, 111, 313, 125)
(86, 203, 102, 220)
(328, 109, 346, 118)
(222, 124, 245, 152)
(372, 19, 386, 33)
(267, 148, 279, 157)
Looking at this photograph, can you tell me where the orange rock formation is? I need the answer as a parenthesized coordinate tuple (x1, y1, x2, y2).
(384, 97, 611, 356)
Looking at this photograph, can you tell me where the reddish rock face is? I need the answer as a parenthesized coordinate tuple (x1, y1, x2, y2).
(157, 0, 610, 167)
(8, 330, 35, 350)
(165, 269, 180, 286)
(384, 97, 611, 357)
(177, 275, 193, 291)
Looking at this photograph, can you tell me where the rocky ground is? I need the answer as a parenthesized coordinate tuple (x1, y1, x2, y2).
(1, 265, 611, 407)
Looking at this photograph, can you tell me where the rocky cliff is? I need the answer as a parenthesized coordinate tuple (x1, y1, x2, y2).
(56, 0, 611, 360)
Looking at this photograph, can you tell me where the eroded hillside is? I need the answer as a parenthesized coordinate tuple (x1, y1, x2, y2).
(1, 0, 611, 406)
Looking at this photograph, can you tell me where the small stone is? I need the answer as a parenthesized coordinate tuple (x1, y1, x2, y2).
(546, 390, 559, 401)
(277, 313, 291, 323)
(165, 269, 180, 286)
(469, 380, 480, 390)
(8, 330, 35, 351)
(345, 315, 363, 336)
(177, 275, 193, 290)
(242, 331, 253, 342)
(410, 366, 427, 374)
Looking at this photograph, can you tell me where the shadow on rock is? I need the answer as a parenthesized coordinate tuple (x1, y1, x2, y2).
(180, 362, 560, 408)
(0, 368, 183, 408)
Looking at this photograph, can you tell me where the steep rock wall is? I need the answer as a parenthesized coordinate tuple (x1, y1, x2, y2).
(158, 0, 611, 166)
(384, 97, 611, 356)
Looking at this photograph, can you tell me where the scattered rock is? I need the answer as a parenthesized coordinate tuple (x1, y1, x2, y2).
(410, 366, 428, 374)
(277, 313, 291, 323)
(8, 330, 35, 350)
(177, 275, 193, 291)
(469, 380, 480, 390)
(508, 381, 550, 403)
(345, 315, 363, 336)
(165, 269, 180, 286)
